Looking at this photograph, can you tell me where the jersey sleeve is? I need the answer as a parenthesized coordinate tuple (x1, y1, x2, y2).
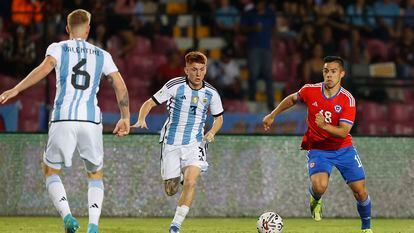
(210, 91, 224, 117)
(102, 51, 118, 76)
(45, 43, 60, 60)
(152, 84, 171, 105)
(297, 85, 309, 103)
(339, 97, 356, 125)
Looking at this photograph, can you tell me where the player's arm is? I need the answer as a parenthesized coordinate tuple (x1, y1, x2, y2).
(315, 113, 352, 138)
(263, 92, 298, 131)
(107, 71, 130, 136)
(204, 114, 223, 143)
(131, 97, 158, 129)
(0, 56, 56, 104)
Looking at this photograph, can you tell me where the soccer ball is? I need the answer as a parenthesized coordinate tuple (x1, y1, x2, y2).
(256, 212, 284, 233)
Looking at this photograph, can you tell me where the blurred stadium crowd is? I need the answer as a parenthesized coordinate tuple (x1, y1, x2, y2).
(0, 0, 413, 135)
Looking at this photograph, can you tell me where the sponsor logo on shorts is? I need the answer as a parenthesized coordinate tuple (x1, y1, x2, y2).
(309, 162, 315, 168)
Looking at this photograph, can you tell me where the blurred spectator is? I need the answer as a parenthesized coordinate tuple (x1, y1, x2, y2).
(133, 0, 159, 39)
(346, 0, 376, 36)
(393, 26, 414, 78)
(1, 25, 36, 78)
(89, 24, 109, 49)
(373, 0, 402, 41)
(341, 29, 370, 65)
(297, 23, 316, 59)
(316, 0, 348, 40)
(402, 0, 414, 27)
(240, 0, 276, 110)
(298, 0, 319, 24)
(207, 48, 243, 99)
(215, 0, 239, 45)
(109, 0, 137, 58)
(303, 43, 324, 84)
(319, 25, 338, 56)
(151, 50, 183, 92)
(89, 0, 109, 48)
(280, 0, 302, 32)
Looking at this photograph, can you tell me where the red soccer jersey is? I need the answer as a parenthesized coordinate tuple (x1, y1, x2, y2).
(297, 83, 356, 150)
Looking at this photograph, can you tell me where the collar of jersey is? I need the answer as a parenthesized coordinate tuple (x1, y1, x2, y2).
(72, 38, 85, 41)
(185, 77, 205, 90)
(321, 83, 342, 100)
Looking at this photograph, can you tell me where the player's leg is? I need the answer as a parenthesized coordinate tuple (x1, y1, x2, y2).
(43, 122, 79, 232)
(336, 146, 371, 232)
(78, 122, 104, 233)
(161, 143, 182, 196)
(170, 165, 201, 233)
(307, 150, 334, 221)
(169, 142, 208, 233)
(349, 180, 372, 232)
(86, 166, 104, 233)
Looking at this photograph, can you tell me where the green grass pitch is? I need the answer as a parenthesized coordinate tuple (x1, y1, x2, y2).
(0, 217, 413, 233)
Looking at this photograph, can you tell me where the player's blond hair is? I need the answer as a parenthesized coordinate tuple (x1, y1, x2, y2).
(185, 51, 208, 65)
(67, 9, 91, 30)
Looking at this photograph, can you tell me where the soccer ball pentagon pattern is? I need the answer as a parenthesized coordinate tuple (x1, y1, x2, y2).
(257, 212, 284, 233)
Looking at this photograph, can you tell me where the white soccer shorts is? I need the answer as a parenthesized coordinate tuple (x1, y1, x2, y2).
(160, 141, 209, 180)
(43, 121, 103, 171)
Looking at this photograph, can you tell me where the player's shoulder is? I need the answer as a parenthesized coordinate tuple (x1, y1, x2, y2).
(299, 82, 322, 93)
(339, 87, 356, 107)
(47, 40, 68, 49)
(204, 81, 219, 95)
(85, 41, 108, 56)
(165, 76, 187, 89)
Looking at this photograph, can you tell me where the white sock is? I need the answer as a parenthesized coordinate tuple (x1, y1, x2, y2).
(171, 205, 190, 228)
(46, 175, 71, 219)
(88, 179, 104, 225)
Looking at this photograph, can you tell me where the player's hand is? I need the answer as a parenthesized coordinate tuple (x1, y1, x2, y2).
(203, 131, 215, 143)
(315, 113, 326, 129)
(113, 118, 130, 137)
(131, 119, 148, 129)
(0, 88, 19, 104)
(262, 114, 275, 131)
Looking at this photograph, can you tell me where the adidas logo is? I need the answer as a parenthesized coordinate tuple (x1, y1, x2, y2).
(90, 203, 99, 208)
(59, 196, 67, 202)
(312, 101, 318, 107)
(180, 95, 186, 100)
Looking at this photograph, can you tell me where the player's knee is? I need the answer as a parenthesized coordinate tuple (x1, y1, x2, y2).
(182, 179, 197, 189)
(87, 170, 103, 180)
(312, 182, 328, 194)
(164, 178, 180, 196)
(353, 189, 368, 201)
(42, 162, 60, 177)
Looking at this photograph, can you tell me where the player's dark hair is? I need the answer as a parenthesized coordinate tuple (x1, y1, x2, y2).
(323, 56, 344, 69)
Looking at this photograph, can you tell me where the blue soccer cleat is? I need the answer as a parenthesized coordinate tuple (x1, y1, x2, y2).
(87, 223, 99, 233)
(63, 214, 79, 233)
(169, 225, 180, 233)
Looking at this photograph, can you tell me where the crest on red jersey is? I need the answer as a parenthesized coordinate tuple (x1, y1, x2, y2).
(334, 105, 342, 113)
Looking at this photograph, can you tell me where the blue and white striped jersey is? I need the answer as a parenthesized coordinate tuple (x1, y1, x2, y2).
(153, 77, 224, 145)
(46, 39, 118, 123)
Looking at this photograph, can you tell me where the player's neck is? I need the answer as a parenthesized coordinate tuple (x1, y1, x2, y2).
(323, 83, 341, 98)
(69, 34, 87, 40)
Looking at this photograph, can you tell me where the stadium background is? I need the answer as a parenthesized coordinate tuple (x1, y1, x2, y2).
(0, 0, 413, 232)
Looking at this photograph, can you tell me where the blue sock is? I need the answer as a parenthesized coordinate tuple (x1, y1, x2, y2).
(309, 186, 321, 201)
(357, 196, 371, 230)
